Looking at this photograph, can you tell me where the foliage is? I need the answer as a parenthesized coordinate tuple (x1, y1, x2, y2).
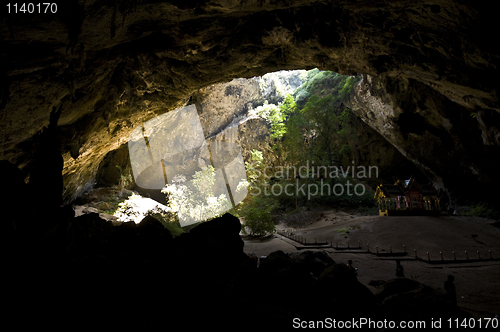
(238, 194, 277, 236)
(293, 70, 361, 107)
(259, 70, 308, 102)
(281, 109, 305, 172)
(339, 144, 351, 156)
(300, 94, 341, 167)
(161, 166, 235, 224)
(255, 101, 279, 122)
(255, 96, 298, 140)
(316, 175, 377, 209)
(235, 69, 374, 227)
(293, 70, 333, 98)
(113, 193, 185, 236)
(244, 149, 266, 192)
(145, 206, 184, 237)
(237, 149, 277, 236)
(338, 76, 359, 102)
(91, 188, 133, 215)
(115, 164, 134, 189)
(114, 193, 143, 222)
(463, 203, 499, 220)
(260, 102, 287, 139)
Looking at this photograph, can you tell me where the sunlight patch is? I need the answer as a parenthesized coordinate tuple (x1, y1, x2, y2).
(128, 105, 248, 226)
(113, 194, 171, 223)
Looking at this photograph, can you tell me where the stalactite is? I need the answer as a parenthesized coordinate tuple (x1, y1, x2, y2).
(110, 0, 118, 39)
(64, 0, 86, 54)
(112, 0, 142, 38)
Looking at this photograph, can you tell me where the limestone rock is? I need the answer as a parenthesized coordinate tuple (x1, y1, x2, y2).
(348, 75, 500, 204)
(307, 263, 377, 318)
(0, 0, 498, 207)
(97, 202, 110, 211)
(288, 250, 335, 277)
(375, 278, 474, 322)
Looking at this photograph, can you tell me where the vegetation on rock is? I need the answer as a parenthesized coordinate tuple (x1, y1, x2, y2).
(236, 71, 378, 234)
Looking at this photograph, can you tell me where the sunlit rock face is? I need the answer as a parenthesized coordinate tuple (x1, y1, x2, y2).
(0, 0, 498, 204)
(193, 77, 277, 166)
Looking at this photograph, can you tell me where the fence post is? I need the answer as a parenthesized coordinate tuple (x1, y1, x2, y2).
(389, 245, 392, 253)
(453, 251, 456, 260)
(477, 251, 481, 260)
(465, 251, 468, 260)
(440, 252, 443, 261)
(376, 246, 379, 254)
(427, 252, 430, 261)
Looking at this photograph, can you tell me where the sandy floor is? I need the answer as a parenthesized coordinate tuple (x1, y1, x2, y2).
(242, 210, 500, 319)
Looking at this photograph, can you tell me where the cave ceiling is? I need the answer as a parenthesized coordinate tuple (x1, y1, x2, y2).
(0, 0, 498, 203)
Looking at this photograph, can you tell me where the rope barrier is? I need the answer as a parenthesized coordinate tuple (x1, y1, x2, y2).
(275, 229, 497, 263)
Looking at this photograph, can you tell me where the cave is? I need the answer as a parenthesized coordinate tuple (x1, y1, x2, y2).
(1, 0, 500, 329)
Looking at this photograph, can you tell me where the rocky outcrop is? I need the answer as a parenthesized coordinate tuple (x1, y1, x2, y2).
(193, 77, 277, 165)
(374, 278, 473, 322)
(0, 174, 476, 329)
(95, 143, 135, 188)
(1, 1, 499, 204)
(348, 75, 500, 205)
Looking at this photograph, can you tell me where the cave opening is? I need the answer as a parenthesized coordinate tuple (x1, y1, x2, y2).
(89, 68, 430, 231)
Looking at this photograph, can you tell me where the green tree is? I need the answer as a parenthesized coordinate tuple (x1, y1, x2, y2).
(238, 196, 277, 236)
(237, 149, 277, 236)
(256, 101, 286, 139)
(161, 166, 233, 224)
(278, 95, 303, 171)
(300, 95, 341, 168)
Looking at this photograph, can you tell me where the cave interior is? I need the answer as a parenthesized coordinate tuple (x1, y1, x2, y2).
(1, 0, 500, 329)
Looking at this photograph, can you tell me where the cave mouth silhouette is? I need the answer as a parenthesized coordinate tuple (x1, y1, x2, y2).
(2, 2, 500, 328)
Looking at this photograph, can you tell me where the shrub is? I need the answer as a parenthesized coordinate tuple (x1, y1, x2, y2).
(146, 206, 184, 237)
(115, 164, 134, 189)
(464, 203, 499, 220)
(239, 195, 277, 236)
(114, 194, 142, 222)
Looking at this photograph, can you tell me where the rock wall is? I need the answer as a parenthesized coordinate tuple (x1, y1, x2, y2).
(337, 110, 427, 189)
(193, 77, 278, 165)
(348, 75, 500, 205)
(1, 0, 499, 204)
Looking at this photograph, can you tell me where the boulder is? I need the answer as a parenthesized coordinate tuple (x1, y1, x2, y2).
(257, 250, 317, 298)
(181, 213, 245, 260)
(288, 250, 335, 277)
(170, 213, 247, 285)
(306, 263, 377, 320)
(136, 214, 174, 254)
(375, 278, 473, 322)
